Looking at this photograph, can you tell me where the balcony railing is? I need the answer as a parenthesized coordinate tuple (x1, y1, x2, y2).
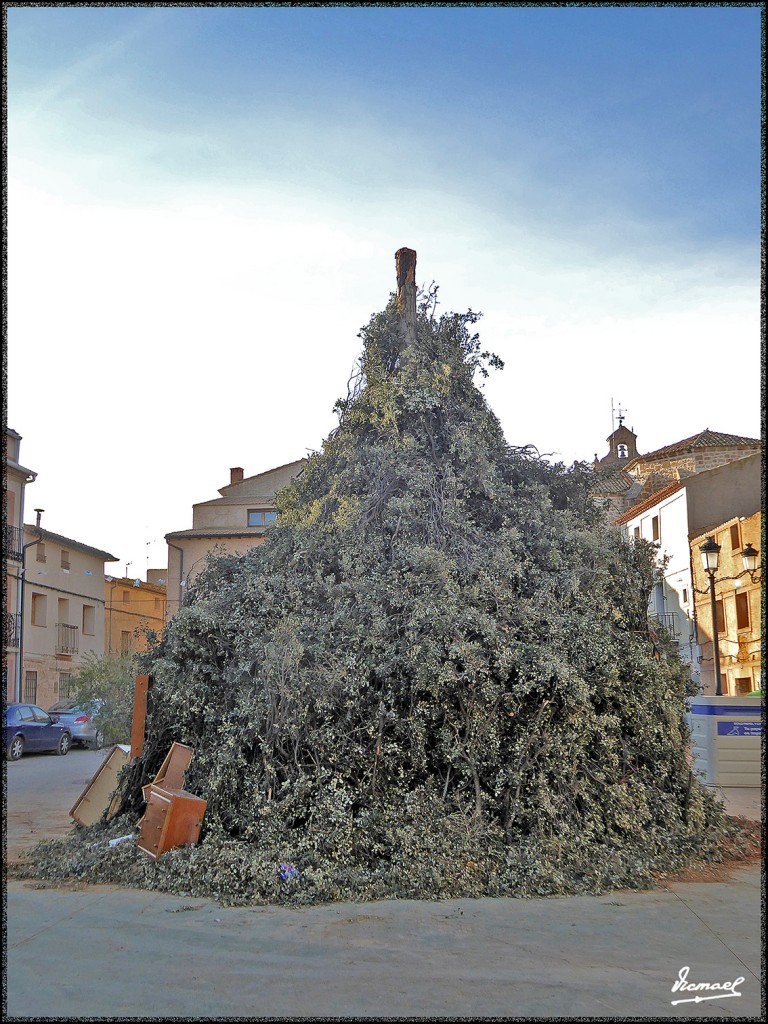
(651, 613, 680, 641)
(4, 524, 24, 561)
(5, 612, 21, 649)
(56, 622, 79, 655)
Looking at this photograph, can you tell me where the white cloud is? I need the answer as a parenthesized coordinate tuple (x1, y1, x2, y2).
(7, 162, 760, 580)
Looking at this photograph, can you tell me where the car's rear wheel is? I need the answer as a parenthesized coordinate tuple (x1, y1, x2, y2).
(90, 730, 104, 750)
(6, 736, 24, 761)
(56, 734, 71, 756)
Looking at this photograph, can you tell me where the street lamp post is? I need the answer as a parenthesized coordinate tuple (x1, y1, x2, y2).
(699, 536, 723, 697)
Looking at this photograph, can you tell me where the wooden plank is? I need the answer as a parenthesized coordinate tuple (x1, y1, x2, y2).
(153, 741, 194, 791)
(130, 674, 150, 757)
(70, 745, 132, 826)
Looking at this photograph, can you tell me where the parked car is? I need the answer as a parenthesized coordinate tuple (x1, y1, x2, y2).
(47, 699, 105, 749)
(4, 703, 72, 760)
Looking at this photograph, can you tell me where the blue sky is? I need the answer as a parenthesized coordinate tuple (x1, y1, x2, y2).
(6, 4, 762, 578)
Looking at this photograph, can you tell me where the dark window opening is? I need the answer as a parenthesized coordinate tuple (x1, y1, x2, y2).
(735, 592, 750, 631)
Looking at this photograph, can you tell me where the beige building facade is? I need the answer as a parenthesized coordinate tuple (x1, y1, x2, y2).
(105, 573, 167, 656)
(4, 428, 38, 702)
(20, 526, 118, 708)
(691, 511, 762, 697)
(165, 460, 307, 617)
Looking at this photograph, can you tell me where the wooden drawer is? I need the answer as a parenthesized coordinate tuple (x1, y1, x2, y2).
(137, 784, 206, 860)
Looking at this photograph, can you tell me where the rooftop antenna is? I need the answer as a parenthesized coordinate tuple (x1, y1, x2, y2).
(611, 397, 615, 437)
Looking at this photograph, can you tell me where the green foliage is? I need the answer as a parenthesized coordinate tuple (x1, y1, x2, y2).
(69, 651, 136, 745)
(42, 284, 726, 904)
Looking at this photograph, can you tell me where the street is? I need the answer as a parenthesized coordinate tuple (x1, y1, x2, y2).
(5, 745, 109, 865)
(3, 747, 764, 1018)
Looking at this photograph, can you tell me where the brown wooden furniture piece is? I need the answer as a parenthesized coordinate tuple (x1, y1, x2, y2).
(137, 784, 207, 860)
(70, 745, 132, 826)
(141, 741, 193, 803)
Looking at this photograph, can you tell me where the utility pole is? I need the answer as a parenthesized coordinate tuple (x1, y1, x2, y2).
(15, 509, 44, 703)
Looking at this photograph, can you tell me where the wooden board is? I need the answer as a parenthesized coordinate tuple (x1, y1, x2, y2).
(70, 745, 132, 826)
(130, 674, 150, 758)
(153, 741, 194, 791)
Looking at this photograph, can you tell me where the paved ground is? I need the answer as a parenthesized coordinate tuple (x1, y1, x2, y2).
(4, 747, 764, 1018)
(5, 745, 106, 865)
(5, 868, 763, 1018)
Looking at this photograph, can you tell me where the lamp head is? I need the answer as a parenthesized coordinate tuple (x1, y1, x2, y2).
(699, 535, 721, 573)
(741, 542, 759, 574)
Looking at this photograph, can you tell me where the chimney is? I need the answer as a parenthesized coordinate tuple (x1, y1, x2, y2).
(230, 467, 244, 485)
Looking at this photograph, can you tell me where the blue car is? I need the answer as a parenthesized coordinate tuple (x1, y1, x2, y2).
(4, 703, 72, 761)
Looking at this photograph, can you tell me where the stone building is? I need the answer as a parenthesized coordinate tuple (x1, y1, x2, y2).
(592, 425, 762, 521)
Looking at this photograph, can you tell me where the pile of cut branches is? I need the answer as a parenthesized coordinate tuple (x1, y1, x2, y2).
(19, 250, 729, 905)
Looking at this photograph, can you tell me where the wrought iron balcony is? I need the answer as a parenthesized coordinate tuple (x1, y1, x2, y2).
(4, 524, 24, 561)
(5, 612, 21, 649)
(56, 622, 79, 655)
(651, 612, 680, 641)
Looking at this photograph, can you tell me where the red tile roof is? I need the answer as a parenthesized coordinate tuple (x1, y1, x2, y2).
(589, 467, 635, 495)
(639, 429, 761, 463)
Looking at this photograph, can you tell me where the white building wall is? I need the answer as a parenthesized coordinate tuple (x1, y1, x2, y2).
(620, 488, 701, 685)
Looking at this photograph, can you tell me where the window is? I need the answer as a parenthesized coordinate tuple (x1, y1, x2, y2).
(652, 515, 660, 542)
(82, 605, 96, 636)
(59, 673, 74, 700)
(17, 704, 35, 723)
(31, 593, 47, 627)
(715, 600, 725, 634)
(36, 542, 46, 563)
(735, 592, 750, 631)
(633, 526, 640, 540)
(617, 443, 628, 459)
(730, 523, 741, 551)
(247, 509, 278, 527)
(23, 671, 38, 703)
(60, 549, 71, 571)
(121, 630, 132, 652)
(32, 706, 51, 723)
(682, 588, 689, 605)
(123, 591, 131, 603)
(734, 677, 753, 696)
